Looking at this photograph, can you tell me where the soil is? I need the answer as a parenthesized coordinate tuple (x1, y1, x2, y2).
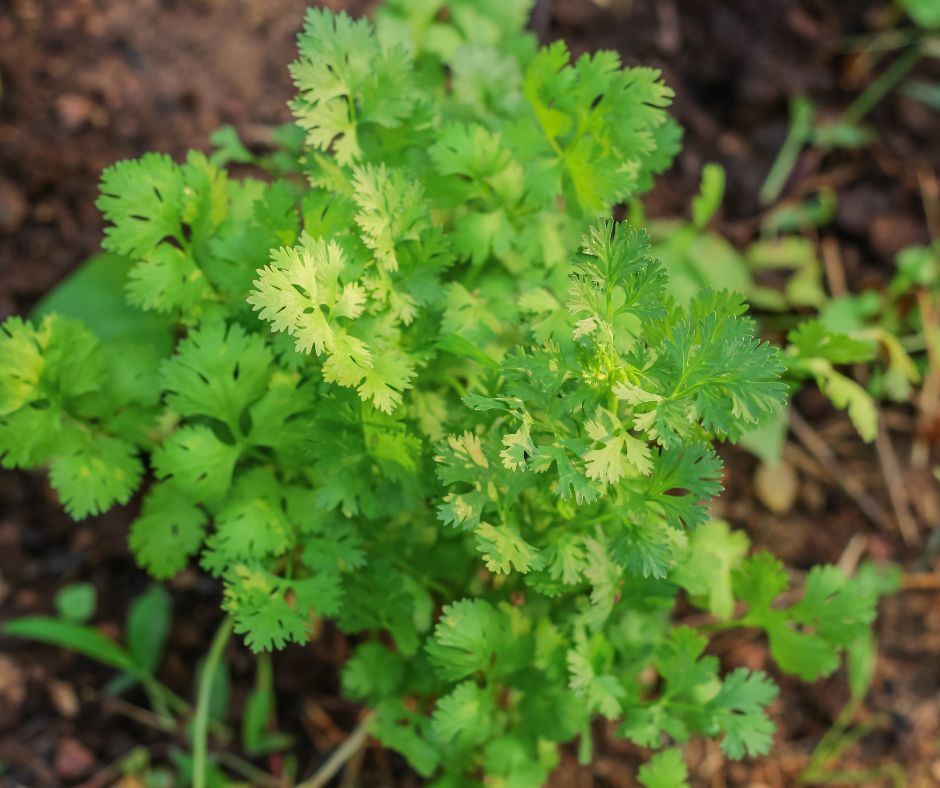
(2, 1, 939, 786)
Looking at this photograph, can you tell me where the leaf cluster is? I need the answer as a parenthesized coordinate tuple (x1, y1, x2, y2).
(0, 4, 893, 785)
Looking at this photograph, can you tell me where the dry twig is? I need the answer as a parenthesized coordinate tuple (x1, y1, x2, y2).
(789, 410, 894, 534)
(917, 165, 940, 242)
(297, 712, 376, 788)
(902, 572, 940, 590)
(875, 421, 920, 546)
(821, 236, 849, 299)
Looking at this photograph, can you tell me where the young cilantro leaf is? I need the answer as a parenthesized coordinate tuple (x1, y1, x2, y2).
(734, 553, 880, 681)
(637, 749, 689, 788)
(523, 45, 674, 213)
(290, 9, 418, 165)
(50, 437, 143, 519)
(352, 164, 429, 273)
(248, 236, 367, 356)
(129, 483, 207, 580)
(342, 642, 405, 703)
(161, 321, 272, 430)
(707, 668, 778, 758)
(151, 425, 240, 503)
(97, 153, 184, 257)
(224, 564, 342, 653)
(431, 681, 496, 747)
(427, 599, 512, 681)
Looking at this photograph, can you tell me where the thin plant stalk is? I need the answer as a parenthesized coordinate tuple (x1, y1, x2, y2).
(842, 44, 922, 126)
(759, 96, 814, 205)
(193, 616, 234, 788)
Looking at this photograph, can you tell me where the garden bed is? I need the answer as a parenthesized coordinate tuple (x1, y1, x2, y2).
(1, 0, 938, 784)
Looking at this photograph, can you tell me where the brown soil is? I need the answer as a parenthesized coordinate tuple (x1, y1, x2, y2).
(2, 1, 939, 786)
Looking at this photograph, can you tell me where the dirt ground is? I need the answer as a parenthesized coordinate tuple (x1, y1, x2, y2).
(1, 0, 940, 785)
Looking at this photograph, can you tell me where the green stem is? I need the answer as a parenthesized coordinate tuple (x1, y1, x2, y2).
(759, 96, 814, 206)
(193, 616, 234, 788)
(140, 677, 174, 726)
(257, 651, 273, 701)
(841, 27, 920, 54)
(842, 44, 922, 126)
(577, 720, 592, 765)
(580, 509, 620, 528)
(137, 674, 231, 741)
(212, 751, 284, 788)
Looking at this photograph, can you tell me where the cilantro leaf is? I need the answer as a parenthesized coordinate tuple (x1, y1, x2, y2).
(0, 317, 44, 414)
(610, 518, 684, 579)
(633, 444, 724, 531)
(734, 554, 880, 681)
(435, 432, 504, 530)
(638, 749, 689, 788)
(126, 244, 210, 315)
(342, 642, 405, 702)
(707, 668, 778, 759)
(129, 483, 207, 579)
(638, 290, 787, 444)
(475, 522, 542, 575)
(427, 599, 511, 681)
(97, 151, 229, 260)
(151, 425, 240, 503)
(339, 562, 422, 654)
(583, 407, 652, 484)
(50, 437, 143, 519)
(352, 164, 429, 272)
(248, 236, 367, 356)
(290, 9, 418, 165)
(201, 468, 295, 572)
(567, 633, 626, 719)
(432, 681, 496, 747)
(97, 153, 184, 257)
(249, 235, 415, 412)
(788, 320, 876, 365)
(0, 316, 146, 517)
(161, 321, 272, 428)
(673, 520, 750, 619)
(225, 565, 342, 652)
(370, 699, 440, 778)
(523, 46, 674, 212)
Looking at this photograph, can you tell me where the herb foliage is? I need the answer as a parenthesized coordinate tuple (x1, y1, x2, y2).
(0, 3, 888, 783)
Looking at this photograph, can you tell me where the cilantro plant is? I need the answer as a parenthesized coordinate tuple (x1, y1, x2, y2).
(1, 2, 889, 784)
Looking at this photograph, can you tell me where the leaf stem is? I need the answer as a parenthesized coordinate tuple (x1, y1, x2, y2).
(193, 616, 233, 788)
(759, 96, 814, 206)
(577, 720, 592, 765)
(842, 43, 922, 127)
